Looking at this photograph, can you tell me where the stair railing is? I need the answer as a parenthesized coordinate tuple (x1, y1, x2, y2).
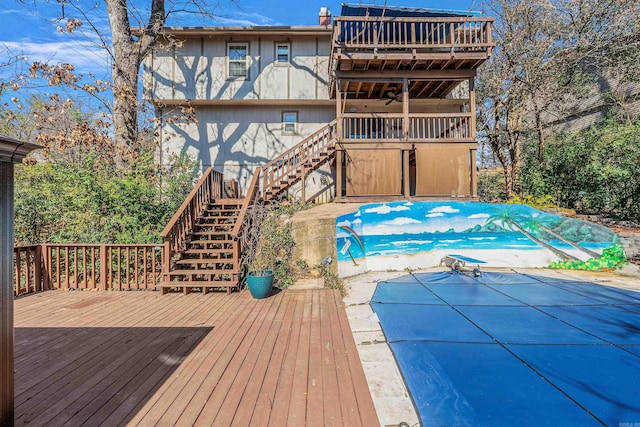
(160, 167, 223, 274)
(262, 120, 337, 200)
(230, 167, 264, 286)
(231, 167, 261, 241)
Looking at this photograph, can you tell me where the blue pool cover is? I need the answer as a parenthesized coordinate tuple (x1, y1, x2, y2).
(371, 272, 640, 426)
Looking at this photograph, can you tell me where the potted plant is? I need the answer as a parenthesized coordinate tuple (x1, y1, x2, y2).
(246, 269, 274, 299)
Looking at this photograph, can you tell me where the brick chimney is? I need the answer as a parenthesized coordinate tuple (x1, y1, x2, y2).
(319, 7, 331, 26)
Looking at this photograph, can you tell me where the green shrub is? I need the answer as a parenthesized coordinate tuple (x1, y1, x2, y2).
(549, 242, 628, 271)
(14, 150, 197, 245)
(251, 201, 313, 289)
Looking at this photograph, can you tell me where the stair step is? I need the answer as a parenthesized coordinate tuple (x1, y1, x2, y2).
(197, 217, 237, 223)
(159, 281, 237, 287)
(190, 230, 233, 235)
(159, 280, 239, 295)
(185, 244, 234, 251)
(175, 258, 233, 265)
(187, 236, 234, 241)
(182, 248, 234, 254)
(168, 268, 237, 274)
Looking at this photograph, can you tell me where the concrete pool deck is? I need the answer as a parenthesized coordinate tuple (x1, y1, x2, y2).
(343, 264, 640, 426)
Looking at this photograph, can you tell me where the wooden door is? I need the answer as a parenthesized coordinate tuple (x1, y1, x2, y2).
(345, 149, 401, 196)
(415, 144, 471, 196)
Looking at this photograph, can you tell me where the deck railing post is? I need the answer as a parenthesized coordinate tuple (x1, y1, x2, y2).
(162, 240, 170, 287)
(100, 245, 108, 291)
(42, 244, 52, 291)
(35, 245, 42, 292)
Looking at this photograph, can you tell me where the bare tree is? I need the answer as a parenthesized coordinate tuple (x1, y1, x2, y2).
(31, 0, 227, 160)
(105, 0, 165, 156)
(477, 0, 640, 198)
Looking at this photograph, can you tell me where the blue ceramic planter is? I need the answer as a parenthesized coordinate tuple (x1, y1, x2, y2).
(246, 270, 273, 299)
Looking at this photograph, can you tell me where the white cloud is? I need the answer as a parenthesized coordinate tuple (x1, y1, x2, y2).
(337, 220, 351, 227)
(468, 213, 490, 219)
(364, 204, 410, 214)
(353, 218, 362, 224)
(213, 12, 282, 26)
(427, 205, 460, 215)
(425, 212, 445, 218)
(373, 225, 394, 234)
(354, 211, 361, 217)
(365, 205, 392, 214)
(2, 40, 109, 73)
(384, 217, 421, 226)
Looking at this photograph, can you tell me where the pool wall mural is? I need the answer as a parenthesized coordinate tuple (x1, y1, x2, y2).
(335, 202, 625, 277)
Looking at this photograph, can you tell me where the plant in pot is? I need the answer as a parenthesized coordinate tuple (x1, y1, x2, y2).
(246, 268, 274, 299)
(246, 251, 274, 299)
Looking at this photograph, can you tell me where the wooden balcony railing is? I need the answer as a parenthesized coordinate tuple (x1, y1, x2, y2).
(409, 113, 472, 140)
(332, 16, 493, 51)
(14, 245, 44, 296)
(14, 244, 163, 295)
(160, 167, 224, 266)
(341, 113, 473, 142)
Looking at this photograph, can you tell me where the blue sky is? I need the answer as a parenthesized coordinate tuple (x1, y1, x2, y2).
(0, 0, 481, 107)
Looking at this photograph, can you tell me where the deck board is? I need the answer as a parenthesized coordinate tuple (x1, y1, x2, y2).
(14, 289, 379, 426)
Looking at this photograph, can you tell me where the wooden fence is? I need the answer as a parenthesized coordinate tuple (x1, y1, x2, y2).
(13, 244, 163, 296)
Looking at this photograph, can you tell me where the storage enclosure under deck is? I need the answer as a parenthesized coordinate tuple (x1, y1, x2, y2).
(329, 5, 494, 200)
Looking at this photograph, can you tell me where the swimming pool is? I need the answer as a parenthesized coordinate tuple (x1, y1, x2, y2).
(371, 271, 640, 426)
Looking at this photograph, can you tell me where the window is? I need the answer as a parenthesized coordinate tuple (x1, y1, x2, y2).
(227, 43, 248, 79)
(282, 111, 297, 134)
(275, 43, 290, 64)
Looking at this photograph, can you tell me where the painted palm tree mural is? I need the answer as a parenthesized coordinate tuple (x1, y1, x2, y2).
(335, 201, 626, 277)
(486, 205, 580, 262)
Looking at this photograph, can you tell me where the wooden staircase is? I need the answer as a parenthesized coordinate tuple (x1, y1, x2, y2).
(163, 199, 241, 294)
(262, 120, 337, 202)
(160, 121, 337, 294)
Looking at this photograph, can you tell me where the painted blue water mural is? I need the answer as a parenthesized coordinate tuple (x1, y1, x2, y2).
(336, 232, 611, 262)
(335, 201, 618, 268)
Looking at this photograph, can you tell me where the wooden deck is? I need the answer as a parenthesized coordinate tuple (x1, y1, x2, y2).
(14, 289, 379, 426)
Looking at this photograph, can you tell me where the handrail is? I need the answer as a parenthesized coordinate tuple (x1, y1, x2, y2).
(160, 167, 224, 269)
(231, 167, 261, 240)
(161, 167, 221, 238)
(262, 120, 337, 198)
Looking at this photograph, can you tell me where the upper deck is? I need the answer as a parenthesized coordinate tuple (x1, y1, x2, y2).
(329, 9, 494, 99)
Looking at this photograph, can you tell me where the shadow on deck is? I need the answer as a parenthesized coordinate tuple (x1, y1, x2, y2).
(14, 289, 378, 426)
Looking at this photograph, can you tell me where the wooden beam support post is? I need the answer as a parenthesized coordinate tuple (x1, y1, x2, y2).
(1, 162, 14, 426)
(335, 84, 344, 200)
(470, 148, 478, 197)
(0, 136, 39, 426)
(336, 150, 343, 199)
(469, 77, 477, 197)
(402, 78, 409, 141)
(336, 86, 342, 142)
(469, 77, 477, 139)
(403, 149, 410, 198)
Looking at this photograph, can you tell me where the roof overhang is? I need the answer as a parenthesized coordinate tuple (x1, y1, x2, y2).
(0, 134, 41, 164)
(150, 98, 335, 107)
(154, 26, 332, 37)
